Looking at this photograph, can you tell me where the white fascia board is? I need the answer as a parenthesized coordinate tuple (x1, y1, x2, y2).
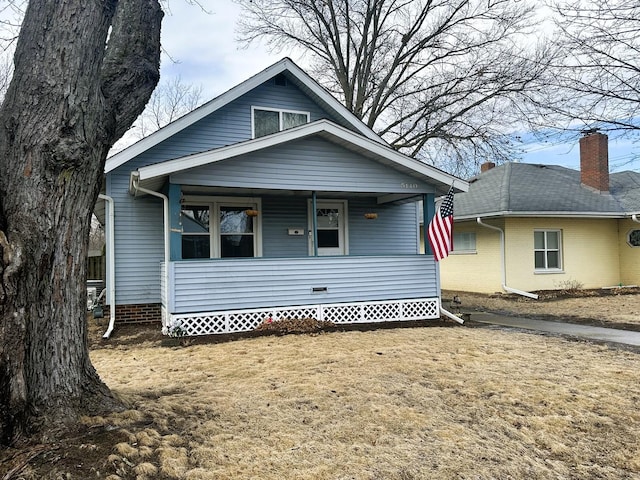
(318, 122, 469, 192)
(454, 211, 626, 221)
(106, 57, 384, 174)
(283, 60, 384, 144)
(136, 120, 327, 180)
(135, 119, 467, 192)
(106, 60, 291, 174)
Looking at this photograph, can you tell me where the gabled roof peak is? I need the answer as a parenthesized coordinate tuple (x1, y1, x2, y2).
(105, 57, 385, 174)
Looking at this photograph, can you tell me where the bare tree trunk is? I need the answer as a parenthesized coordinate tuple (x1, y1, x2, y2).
(0, 0, 162, 445)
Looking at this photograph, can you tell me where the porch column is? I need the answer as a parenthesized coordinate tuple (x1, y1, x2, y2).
(423, 193, 435, 255)
(168, 183, 182, 261)
(312, 191, 318, 256)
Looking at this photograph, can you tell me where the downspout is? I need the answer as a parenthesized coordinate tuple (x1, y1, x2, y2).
(632, 214, 640, 224)
(98, 194, 117, 338)
(131, 173, 171, 324)
(476, 218, 538, 299)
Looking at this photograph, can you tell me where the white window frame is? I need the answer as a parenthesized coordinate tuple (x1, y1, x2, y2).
(251, 106, 310, 138)
(451, 232, 477, 254)
(181, 196, 263, 259)
(534, 229, 563, 273)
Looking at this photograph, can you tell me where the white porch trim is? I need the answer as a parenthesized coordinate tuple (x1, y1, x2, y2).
(165, 297, 441, 336)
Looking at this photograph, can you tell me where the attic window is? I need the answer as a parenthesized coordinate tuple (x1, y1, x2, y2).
(628, 229, 640, 247)
(252, 107, 310, 138)
(274, 73, 287, 86)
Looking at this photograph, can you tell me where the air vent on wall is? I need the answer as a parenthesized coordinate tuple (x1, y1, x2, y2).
(274, 73, 287, 86)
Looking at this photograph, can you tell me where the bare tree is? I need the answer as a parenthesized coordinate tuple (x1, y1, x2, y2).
(0, 0, 162, 445)
(141, 76, 203, 135)
(0, 52, 11, 101)
(112, 76, 204, 152)
(235, 0, 554, 175)
(542, 0, 640, 134)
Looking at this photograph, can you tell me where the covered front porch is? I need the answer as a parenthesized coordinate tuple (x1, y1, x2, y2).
(124, 121, 468, 335)
(161, 254, 441, 335)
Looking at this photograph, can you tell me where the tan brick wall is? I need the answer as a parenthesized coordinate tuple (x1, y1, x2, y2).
(439, 220, 504, 293)
(619, 219, 640, 286)
(441, 217, 624, 293)
(505, 217, 620, 290)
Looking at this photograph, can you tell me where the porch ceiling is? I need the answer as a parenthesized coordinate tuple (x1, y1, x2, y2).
(178, 185, 422, 204)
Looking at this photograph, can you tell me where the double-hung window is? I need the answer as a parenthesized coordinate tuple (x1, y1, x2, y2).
(452, 232, 476, 253)
(534, 230, 562, 271)
(181, 197, 262, 259)
(252, 107, 309, 138)
(181, 205, 211, 259)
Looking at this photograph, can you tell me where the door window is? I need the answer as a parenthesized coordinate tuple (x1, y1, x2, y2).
(309, 201, 347, 256)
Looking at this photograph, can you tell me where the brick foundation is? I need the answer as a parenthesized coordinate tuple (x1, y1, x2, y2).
(112, 303, 162, 324)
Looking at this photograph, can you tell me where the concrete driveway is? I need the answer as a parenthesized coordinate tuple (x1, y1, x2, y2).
(471, 312, 640, 347)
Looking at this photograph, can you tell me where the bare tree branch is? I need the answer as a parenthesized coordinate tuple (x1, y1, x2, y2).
(530, 0, 640, 136)
(235, 0, 553, 175)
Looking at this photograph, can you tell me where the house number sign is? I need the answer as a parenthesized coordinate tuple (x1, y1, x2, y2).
(401, 182, 419, 189)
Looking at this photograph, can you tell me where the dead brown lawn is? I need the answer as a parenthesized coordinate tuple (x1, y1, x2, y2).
(4, 322, 639, 480)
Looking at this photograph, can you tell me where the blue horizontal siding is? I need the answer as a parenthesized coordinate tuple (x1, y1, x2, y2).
(261, 196, 419, 257)
(106, 74, 431, 307)
(348, 199, 418, 255)
(172, 137, 433, 194)
(127, 79, 344, 166)
(169, 255, 437, 313)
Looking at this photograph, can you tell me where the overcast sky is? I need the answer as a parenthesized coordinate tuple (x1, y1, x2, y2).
(152, 1, 638, 173)
(159, 1, 285, 99)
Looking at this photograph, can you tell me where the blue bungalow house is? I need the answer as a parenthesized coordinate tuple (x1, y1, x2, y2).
(96, 58, 468, 337)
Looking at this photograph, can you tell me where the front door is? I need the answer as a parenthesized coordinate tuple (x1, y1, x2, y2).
(308, 200, 347, 256)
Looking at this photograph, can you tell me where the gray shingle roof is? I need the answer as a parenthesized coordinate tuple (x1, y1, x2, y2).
(454, 162, 640, 219)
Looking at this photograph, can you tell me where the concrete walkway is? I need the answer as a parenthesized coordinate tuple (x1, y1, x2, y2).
(471, 312, 640, 347)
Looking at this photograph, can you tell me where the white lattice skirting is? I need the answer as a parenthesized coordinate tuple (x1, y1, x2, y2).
(165, 298, 441, 336)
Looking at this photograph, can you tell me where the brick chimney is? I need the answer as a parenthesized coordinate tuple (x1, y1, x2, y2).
(480, 161, 495, 173)
(579, 131, 609, 192)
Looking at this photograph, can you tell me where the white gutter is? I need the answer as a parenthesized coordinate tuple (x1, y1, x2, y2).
(476, 218, 539, 299)
(98, 194, 117, 338)
(131, 173, 171, 324)
(457, 211, 626, 220)
(632, 214, 640, 224)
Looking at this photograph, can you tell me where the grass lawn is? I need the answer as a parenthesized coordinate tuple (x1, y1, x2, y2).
(8, 323, 633, 480)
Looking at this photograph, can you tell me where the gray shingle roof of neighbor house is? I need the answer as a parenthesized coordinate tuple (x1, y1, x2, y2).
(453, 162, 640, 219)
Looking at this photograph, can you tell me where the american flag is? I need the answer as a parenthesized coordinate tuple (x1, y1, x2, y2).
(428, 187, 454, 262)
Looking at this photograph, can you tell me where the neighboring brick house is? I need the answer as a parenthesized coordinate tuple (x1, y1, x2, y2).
(439, 132, 640, 295)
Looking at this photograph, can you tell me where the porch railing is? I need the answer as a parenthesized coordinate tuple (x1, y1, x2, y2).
(163, 254, 437, 314)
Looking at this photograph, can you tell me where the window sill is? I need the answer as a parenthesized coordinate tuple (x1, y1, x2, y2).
(451, 250, 477, 255)
(534, 269, 565, 275)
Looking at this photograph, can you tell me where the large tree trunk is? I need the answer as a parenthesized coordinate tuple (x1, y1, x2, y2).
(0, 0, 162, 445)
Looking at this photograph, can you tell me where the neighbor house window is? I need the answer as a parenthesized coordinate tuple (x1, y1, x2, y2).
(628, 229, 640, 247)
(452, 232, 476, 253)
(181, 197, 262, 259)
(252, 107, 309, 138)
(534, 230, 562, 270)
